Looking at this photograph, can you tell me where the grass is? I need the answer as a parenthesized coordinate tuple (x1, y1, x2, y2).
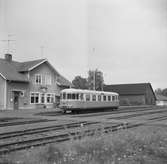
(1, 125, 167, 164)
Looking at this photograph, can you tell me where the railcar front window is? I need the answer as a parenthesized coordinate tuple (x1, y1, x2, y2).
(63, 93, 66, 99)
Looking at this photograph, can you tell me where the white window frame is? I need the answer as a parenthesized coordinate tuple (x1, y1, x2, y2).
(35, 74, 42, 85)
(46, 93, 55, 104)
(44, 74, 52, 85)
(30, 92, 40, 104)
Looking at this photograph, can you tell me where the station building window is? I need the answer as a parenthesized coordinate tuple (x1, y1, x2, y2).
(41, 93, 45, 103)
(46, 93, 54, 103)
(30, 93, 40, 104)
(35, 74, 42, 84)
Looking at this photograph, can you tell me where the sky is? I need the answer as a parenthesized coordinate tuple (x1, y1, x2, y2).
(0, 0, 167, 90)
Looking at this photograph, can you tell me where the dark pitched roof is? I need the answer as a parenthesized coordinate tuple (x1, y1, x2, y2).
(18, 59, 46, 72)
(0, 57, 72, 87)
(104, 83, 154, 96)
(0, 59, 29, 82)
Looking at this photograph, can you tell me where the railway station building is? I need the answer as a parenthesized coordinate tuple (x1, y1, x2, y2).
(104, 83, 156, 106)
(0, 54, 72, 110)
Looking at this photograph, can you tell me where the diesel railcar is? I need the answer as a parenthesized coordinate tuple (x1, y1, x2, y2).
(59, 88, 119, 113)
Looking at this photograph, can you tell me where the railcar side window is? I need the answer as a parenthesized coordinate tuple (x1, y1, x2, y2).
(92, 94, 96, 101)
(108, 96, 111, 101)
(76, 93, 79, 100)
(103, 95, 106, 101)
(98, 95, 101, 101)
(67, 93, 71, 99)
(112, 96, 115, 101)
(80, 93, 84, 100)
(72, 93, 75, 99)
(86, 94, 90, 101)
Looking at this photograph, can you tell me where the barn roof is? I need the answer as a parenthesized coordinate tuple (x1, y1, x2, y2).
(103, 83, 155, 96)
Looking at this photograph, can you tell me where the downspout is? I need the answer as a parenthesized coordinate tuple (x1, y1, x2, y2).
(4, 80, 7, 110)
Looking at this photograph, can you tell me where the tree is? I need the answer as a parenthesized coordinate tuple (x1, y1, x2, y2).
(87, 69, 104, 91)
(155, 88, 163, 95)
(162, 88, 167, 97)
(72, 76, 89, 89)
(155, 88, 167, 97)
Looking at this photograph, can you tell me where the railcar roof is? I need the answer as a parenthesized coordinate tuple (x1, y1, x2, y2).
(61, 88, 118, 95)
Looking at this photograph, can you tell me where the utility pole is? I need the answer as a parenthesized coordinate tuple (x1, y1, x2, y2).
(93, 69, 96, 90)
(1, 34, 16, 54)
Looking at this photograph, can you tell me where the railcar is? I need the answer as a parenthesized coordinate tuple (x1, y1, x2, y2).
(59, 88, 119, 113)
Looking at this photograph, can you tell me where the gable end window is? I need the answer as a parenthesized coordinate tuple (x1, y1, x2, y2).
(35, 74, 42, 84)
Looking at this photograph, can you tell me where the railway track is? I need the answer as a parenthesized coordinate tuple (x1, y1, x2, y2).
(72, 106, 165, 118)
(107, 109, 167, 120)
(0, 122, 138, 155)
(0, 106, 166, 155)
(0, 118, 57, 127)
(0, 121, 98, 140)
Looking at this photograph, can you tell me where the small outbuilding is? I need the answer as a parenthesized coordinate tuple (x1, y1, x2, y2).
(104, 83, 156, 106)
(156, 95, 167, 106)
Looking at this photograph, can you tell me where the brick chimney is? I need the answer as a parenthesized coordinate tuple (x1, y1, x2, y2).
(5, 54, 12, 62)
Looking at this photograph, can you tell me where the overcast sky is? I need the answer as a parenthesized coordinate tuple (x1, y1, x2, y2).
(0, 0, 167, 89)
